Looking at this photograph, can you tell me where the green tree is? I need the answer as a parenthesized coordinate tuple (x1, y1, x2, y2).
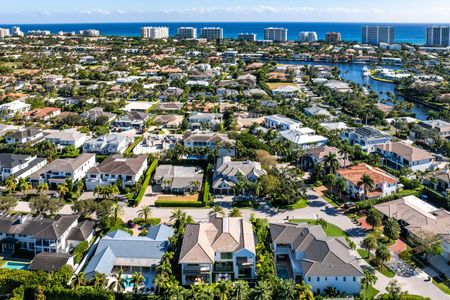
(37, 183, 49, 195)
(366, 208, 382, 230)
(363, 235, 378, 258)
(209, 205, 225, 218)
(232, 280, 251, 300)
(324, 152, 340, 174)
(137, 205, 152, 224)
(357, 174, 375, 199)
(4, 177, 16, 194)
(71, 271, 85, 289)
(375, 243, 392, 266)
(229, 207, 242, 218)
(251, 281, 272, 300)
(130, 272, 145, 294)
(383, 218, 401, 241)
(385, 279, 407, 300)
(0, 195, 18, 212)
(93, 272, 107, 289)
(275, 279, 297, 300)
(57, 183, 69, 199)
(111, 203, 124, 223)
(361, 269, 378, 300)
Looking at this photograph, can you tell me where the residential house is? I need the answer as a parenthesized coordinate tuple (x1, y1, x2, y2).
(280, 128, 328, 149)
(272, 86, 300, 98)
(154, 115, 184, 128)
(0, 100, 31, 119)
(45, 130, 89, 149)
(264, 114, 302, 131)
(153, 165, 204, 194)
(81, 107, 116, 123)
(213, 156, 266, 194)
(188, 112, 223, 130)
(304, 146, 350, 170)
(179, 215, 256, 285)
(157, 102, 184, 111)
(341, 127, 391, 153)
(5, 127, 44, 144)
(22, 107, 61, 121)
(83, 134, 132, 155)
(269, 222, 363, 295)
(0, 213, 94, 255)
(0, 153, 47, 181)
(29, 253, 74, 272)
(133, 134, 181, 155)
(123, 101, 156, 113)
(84, 225, 174, 290)
(85, 155, 148, 191)
(418, 120, 450, 139)
(422, 169, 450, 196)
(375, 142, 433, 172)
(304, 105, 334, 120)
(159, 87, 184, 101)
(112, 111, 149, 131)
(336, 163, 399, 199)
(184, 132, 236, 157)
(29, 153, 96, 188)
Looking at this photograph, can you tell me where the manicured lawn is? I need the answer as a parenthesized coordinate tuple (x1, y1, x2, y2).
(432, 279, 450, 295)
(322, 194, 340, 207)
(357, 249, 396, 278)
(157, 194, 199, 202)
(290, 219, 347, 237)
(361, 285, 379, 299)
(288, 198, 308, 209)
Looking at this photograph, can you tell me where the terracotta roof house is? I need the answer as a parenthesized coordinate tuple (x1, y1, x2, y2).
(375, 142, 433, 172)
(85, 155, 148, 191)
(269, 222, 363, 295)
(336, 163, 399, 199)
(22, 107, 61, 121)
(179, 215, 256, 285)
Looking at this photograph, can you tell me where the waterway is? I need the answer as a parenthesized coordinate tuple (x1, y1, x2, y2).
(277, 60, 429, 120)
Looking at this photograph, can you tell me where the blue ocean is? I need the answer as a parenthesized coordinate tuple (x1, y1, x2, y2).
(1, 22, 449, 44)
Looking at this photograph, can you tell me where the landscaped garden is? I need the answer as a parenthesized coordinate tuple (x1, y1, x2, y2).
(289, 218, 347, 237)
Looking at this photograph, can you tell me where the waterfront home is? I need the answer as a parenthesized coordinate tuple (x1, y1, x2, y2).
(375, 142, 433, 172)
(264, 114, 302, 131)
(341, 127, 391, 153)
(85, 155, 147, 191)
(213, 156, 266, 195)
(179, 215, 256, 285)
(418, 120, 450, 139)
(269, 222, 363, 295)
(83, 134, 132, 155)
(29, 153, 96, 188)
(153, 165, 204, 194)
(0, 153, 47, 181)
(84, 225, 174, 291)
(336, 163, 399, 199)
(0, 213, 94, 255)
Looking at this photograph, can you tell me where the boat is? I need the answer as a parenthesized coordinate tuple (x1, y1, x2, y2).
(362, 66, 370, 77)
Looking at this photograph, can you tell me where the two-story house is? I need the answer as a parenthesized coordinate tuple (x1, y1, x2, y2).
(279, 127, 329, 149)
(5, 127, 45, 144)
(418, 120, 450, 139)
(264, 114, 302, 131)
(0, 100, 31, 119)
(188, 112, 223, 130)
(336, 163, 399, 199)
(85, 155, 147, 190)
(112, 111, 150, 132)
(179, 215, 256, 285)
(341, 127, 391, 153)
(29, 153, 96, 189)
(0, 213, 94, 255)
(45, 130, 90, 149)
(375, 142, 433, 172)
(269, 222, 363, 295)
(183, 133, 236, 157)
(213, 156, 266, 194)
(0, 153, 47, 181)
(83, 134, 132, 155)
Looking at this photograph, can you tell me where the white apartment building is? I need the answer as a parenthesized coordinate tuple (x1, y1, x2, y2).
(141, 27, 169, 39)
(0, 100, 31, 119)
(177, 27, 197, 39)
(79, 30, 100, 37)
(200, 27, 223, 41)
(11, 26, 24, 37)
(264, 27, 288, 42)
(298, 31, 318, 42)
(0, 28, 10, 38)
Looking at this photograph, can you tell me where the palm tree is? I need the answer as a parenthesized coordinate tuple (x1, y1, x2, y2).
(37, 183, 49, 195)
(93, 272, 107, 288)
(111, 203, 124, 223)
(363, 235, 378, 258)
(275, 279, 296, 299)
(325, 173, 337, 194)
(251, 281, 272, 300)
(315, 218, 328, 229)
(71, 271, 85, 288)
(324, 153, 340, 174)
(4, 177, 16, 194)
(345, 236, 357, 251)
(357, 174, 375, 200)
(137, 205, 152, 224)
(209, 205, 225, 218)
(232, 280, 251, 300)
(376, 243, 392, 266)
(57, 183, 69, 199)
(383, 218, 401, 241)
(361, 270, 378, 300)
(229, 207, 242, 218)
(336, 177, 347, 199)
(108, 269, 126, 293)
(366, 208, 382, 230)
(93, 185, 104, 199)
(130, 271, 145, 294)
(170, 208, 185, 223)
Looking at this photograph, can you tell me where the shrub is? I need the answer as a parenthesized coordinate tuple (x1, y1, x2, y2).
(155, 200, 204, 207)
(132, 217, 161, 226)
(134, 159, 158, 206)
(73, 241, 89, 264)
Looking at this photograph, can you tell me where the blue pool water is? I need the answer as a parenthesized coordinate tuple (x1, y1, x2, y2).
(2, 261, 29, 270)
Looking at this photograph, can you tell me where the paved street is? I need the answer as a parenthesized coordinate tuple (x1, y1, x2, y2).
(13, 190, 449, 299)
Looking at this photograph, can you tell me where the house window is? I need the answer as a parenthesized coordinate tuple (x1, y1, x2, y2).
(343, 277, 346, 282)
(353, 277, 356, 282)
(324, 277, 327, 281)
(220, 252, 233, 260)
(308, 277, 311, 282)
(317, 277, 320, 282)
(336, 277, 338, 281)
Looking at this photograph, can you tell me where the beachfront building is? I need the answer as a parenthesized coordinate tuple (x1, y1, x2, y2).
(426, 26, 450, 47)
(141, 27, 169, 39)
(177, 27, 197, 39)
(264, 27, 288, 42)
(200, 27, 223, 41)
(237, 33, 256, 41)
(325, 32, 341, 43)
(361, 26, 395, 45)
(298, 31, 318, 43)
(179, 215, 256, 285)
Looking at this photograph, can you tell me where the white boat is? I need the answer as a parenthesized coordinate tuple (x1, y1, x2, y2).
(362, 66, 370, 77)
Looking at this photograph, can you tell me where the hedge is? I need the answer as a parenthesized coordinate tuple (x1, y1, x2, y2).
(422, 187, 450, 210)
(134, 159, 158, 206)
(155, 200, 204, 207)
(132, 217, 161, 226)
(23, 286, 115, 300)
(202, 181, 210, 205)
(123, 135, 144, 155)
(355, 189, 420, 210)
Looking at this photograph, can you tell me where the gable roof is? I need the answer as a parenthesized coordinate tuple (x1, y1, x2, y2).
(375, 142, 433, 161)
(87, 155, 147, 175)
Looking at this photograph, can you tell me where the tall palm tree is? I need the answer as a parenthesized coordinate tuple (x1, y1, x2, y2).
(209, 205, 225, 218)
(93, 185, 104, 199)
(375, 244, 392, 266)
(357, 174, 375, 200)
(170, 208, 185, 223)
(361, 270, 378, 300)
(130, 271, 145, 294)
(366, 208, 382, 230)
(4, 177, 16, 194)
(275, 279, 296, 299)
(108, 269, 126, 293)
(345, 236, 357, 251)
(229, 207, 242, 218)
(57, 183, 69, 199)
(383, 218, 401, 241)
(325, 173, 337, 194)
(324, 152, 340, 174)
(93, 272, 107, 289)
(71, 271, 85, 288)
(336, 177, 347, 199)
(111, 203, 124, 223)
(232, 280, 251, 300)
(37, 183, 49, 195)
(363, 235, 378, 258)
(251, 281, 272, 300)
(137, 205, 152, 224)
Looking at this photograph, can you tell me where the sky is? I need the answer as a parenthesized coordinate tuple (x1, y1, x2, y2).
(0, 0, 450, 24)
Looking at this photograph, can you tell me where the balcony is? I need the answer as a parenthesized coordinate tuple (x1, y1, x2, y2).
(213, 262, 233, 273)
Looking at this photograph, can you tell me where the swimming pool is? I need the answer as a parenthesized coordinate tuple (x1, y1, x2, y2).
(2, 261, 29, 270)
